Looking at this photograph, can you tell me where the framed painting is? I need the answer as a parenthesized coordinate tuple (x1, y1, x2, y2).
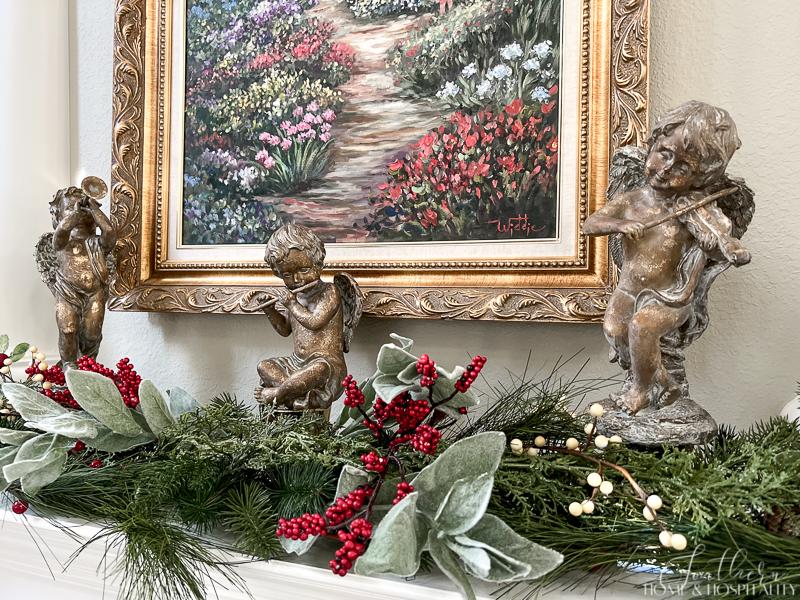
(109, 0, 649, 320)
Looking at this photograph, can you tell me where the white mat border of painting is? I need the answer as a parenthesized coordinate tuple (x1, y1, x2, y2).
(166, 0, 581, 264)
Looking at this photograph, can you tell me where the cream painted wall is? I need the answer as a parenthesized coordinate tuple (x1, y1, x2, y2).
(3, 0, 798, 428)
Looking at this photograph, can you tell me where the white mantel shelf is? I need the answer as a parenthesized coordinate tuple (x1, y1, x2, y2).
(0, 509, 656, 599)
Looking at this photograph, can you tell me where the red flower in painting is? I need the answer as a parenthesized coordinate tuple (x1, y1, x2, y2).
(504, 98, 523, 116)
(388, 159, 404, 172)
(405, 45, 420, 58)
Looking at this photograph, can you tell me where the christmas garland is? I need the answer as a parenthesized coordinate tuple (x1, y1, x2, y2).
(1, 333, 799, 600)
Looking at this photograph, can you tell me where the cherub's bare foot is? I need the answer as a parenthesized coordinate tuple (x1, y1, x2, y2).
(654, 366, 681, 407)
(256, 386, 280, 405)
(614, 389, 649, 415)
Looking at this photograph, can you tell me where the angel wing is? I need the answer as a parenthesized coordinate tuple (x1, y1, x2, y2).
(702, 175, 755, 240)
(34, 232, 59, 297)
(334, 273, 363, 353)
(606, 146, 647, 270)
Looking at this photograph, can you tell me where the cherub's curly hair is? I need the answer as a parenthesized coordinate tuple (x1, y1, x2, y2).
(49, 186, 83, 229)
(264, 224, 325, 271)
(649, 100, 741, 184)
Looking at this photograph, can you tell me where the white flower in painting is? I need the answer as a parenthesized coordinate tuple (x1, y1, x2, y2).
(500, 42, 524, 60)
(234, 166, 260, 192)
(461, 62, 477, 78)
(531, 86, 551, 102)
(489, 64, 512, 80)
(476, 79, 493, 98)
(436, 81, 461, 99)
(533, 40, 553, 58)
(522, 58, 541, 72)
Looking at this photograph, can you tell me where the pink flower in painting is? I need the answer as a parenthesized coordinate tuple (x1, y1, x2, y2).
(306, 101, 319, 113)
(280, 120, 293, 131)
(287, 125, 298, 136)
(322, 109, 336, 122)
(303, 113, 316, 123)
(292, 106, 304, 117)
(259, 132, 270, 142)
(280, 138, 293, 151)
(314, 115, 323, 125)
(255, 150, 275, 169)
(321, 123, 333, 133)
(296, 121, 311, 132)
(320, 132, 331, 142)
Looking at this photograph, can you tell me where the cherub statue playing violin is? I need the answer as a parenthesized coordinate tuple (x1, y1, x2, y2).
(583, 101, 754, 416)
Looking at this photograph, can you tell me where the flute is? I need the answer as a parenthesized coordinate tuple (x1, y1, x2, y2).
(251, 279, 318, 311)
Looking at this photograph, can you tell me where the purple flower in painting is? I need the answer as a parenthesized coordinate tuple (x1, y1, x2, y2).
(249, 0, 302, 27)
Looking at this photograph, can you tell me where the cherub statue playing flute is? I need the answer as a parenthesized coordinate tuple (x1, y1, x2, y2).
(583, 101, 754, 418)
(254, 224, 362, 412)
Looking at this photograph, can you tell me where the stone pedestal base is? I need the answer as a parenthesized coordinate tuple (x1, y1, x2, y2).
(595, 397, 718, 447)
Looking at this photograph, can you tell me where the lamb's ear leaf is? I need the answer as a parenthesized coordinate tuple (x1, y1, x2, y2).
(20, 451, 67, 495)
(444, 539, 493, 580)
(456, 513, 564, 582)
(2, 433, 70, 483)
(27, 411, 99, 439)
(412, 432, 506, 518)
(434, 472, 494, 535)
(1, 383, 66, 422)
(65, 370, 143, 437)
(0, 334, 9, 354)
(372, 374, 416, 404)
(0, 446, 19, 487)
(138, 380, 174, 434)
(430, 365, 479, 417)
(166, 387, 199, 418)
(84, 423, 155, 453)
(427, 529, 477, 600)
(9, 343, 30, 363)
(0, 429, 40, 446)
(335, 464, 371, 498)
(376, 338, 418, 376)
(279, 535, 317, 556)
(353, 493, 425, 578)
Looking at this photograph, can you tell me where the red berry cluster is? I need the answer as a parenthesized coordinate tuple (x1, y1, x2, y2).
(373, 393, 431, 435)
(393, 481, 414, 505)
(410, 424, 442, 455)
(276, 513, 327, 540)
(76, 356, 142, 408)
(331, 519, 372, 576)
(360, 451, 388, 474)
(11, 500, 28, 514)
(416, 354, 439, 387)
(342, 375, 365, 408)
(455, 355, 487, 392)
(324, 486, 373, 526)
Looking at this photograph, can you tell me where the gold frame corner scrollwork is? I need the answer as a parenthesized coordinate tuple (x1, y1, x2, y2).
(109, 0, 649, 321)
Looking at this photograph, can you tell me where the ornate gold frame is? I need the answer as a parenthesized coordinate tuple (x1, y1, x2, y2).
(109, 0, 649, 320)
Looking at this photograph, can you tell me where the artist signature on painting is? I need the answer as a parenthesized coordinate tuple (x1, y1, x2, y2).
(487, 214, 547, 238)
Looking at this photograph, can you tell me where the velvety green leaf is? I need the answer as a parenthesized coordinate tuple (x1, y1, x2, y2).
(457, 513, 563, 582)
(138, 380, 174, 435)
(413, 432, 506, 518)
(430, 365, 479, 417)
(9, 343, 30, 362)
(0, 446, 19, 487)
(27, 411, 99, 439)
(434, 473, 494, 535)
(65, 370, 142, 437)
(354, 493, 425, 577)
(376, 340, 417, 376)
(0, 334, 8, 354)
(2, 433, 70, 483)
(20, 451, 67, 495)
(397, 361, 422, 385)
(445, 539, 492, 580)
(86, 423, 155, 453)
(427, 529, 476, 600)
(388, 333, 414, 351)
(1, 383, 67, 422)
(167, 387, 199, 417)
(280, 535, 317, 556)
(335, 464, 371, 497)
(0, 429, 39, 446)
(372, 374, 417, 404)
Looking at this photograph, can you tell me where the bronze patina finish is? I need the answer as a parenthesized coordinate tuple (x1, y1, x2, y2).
(36, 177, 117, 366)
(583, 101, 754, 418)
(255, 225, 362, 412)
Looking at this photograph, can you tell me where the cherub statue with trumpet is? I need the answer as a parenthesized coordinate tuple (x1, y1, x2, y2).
(35, 177, 116, 366)
(253, 224, 362, 413)
(583, 101, 754, 417)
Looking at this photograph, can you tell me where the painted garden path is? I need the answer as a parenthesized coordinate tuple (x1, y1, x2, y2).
(261, 0, 444, 242)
